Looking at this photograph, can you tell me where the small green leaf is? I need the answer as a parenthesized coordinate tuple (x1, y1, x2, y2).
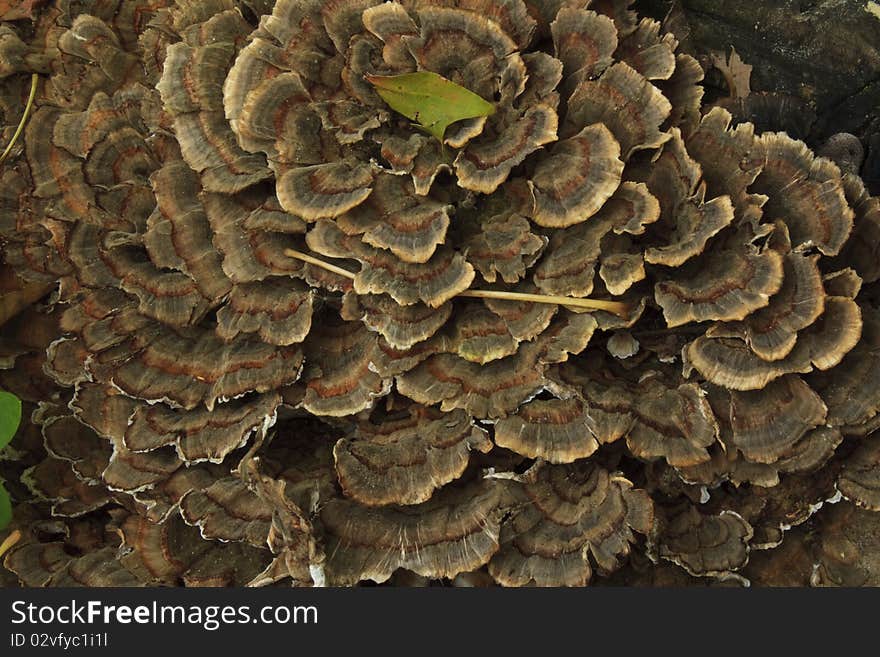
(0, 482, 10, 531)
(0, 390, 21, 450)
(366, 71, 495, 143)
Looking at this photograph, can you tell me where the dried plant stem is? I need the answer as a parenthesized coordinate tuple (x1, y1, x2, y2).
(0, 74, 39, 165)
(0, 530, 21, 559)
(284, 248, 630, 316)
(458, 289, 628, 313)
(284, 248, 359, 280)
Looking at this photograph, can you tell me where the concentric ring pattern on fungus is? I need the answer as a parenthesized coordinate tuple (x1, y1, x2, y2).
(1, 0, 879, 587)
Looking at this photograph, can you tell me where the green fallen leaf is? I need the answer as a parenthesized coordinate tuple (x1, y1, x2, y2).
(366, 71, 495, 143)
(0, 390, 20, 450)
(0, 391, 21, 531)
(0, 482, 10, 531)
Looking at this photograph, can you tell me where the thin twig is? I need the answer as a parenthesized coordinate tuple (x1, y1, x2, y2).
(284, 248, 631, 316)
(458, 289, 629, 313)
(0, 530, 21, 560)
(0, 73, 39, 165)
(284, 248, 357, 280)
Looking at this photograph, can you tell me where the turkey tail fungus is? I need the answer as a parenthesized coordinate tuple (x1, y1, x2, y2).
(0, 0, 879, 588)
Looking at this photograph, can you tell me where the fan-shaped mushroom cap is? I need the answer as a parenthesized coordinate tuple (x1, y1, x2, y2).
(40, 413, 111, 483)
(655, 242, 783, 328)
(216, 280, 313, 346)
(833, 174, 880, 284)
(488, 462, 653, 586)
(298, 315, 391, 417)
(607, 330, 639, 359)
(122, 393, 280, 464)
(633, 126, 700, 219)
(726, 376, 827, 464)
(615, 18, 676, 80)
(363, 1, 420, 44)
(379, 135, 451, 196)
(157, 31, 272, 193)
(532, 309, 599, 363)
(681, 423, 843, 489)
(446, 302, 520, 363)
(102, 437, 181, 495)
(397, 343, 546, 419)
(336, 174, 452, 264)
(684, 107, 765, 210)
(685, 336, 809, 392)
(708, 253, 825, 361)
(399, 0, 537, 50)
(599, 247, 645, 296)
(494, 397, 599, 463)
(551, 360, 717, 467)
(333, 406, 491, 506)
(99, 321, 303, 411)
(686, 290, 863, 391)
(372, 332, 449, 377)
(550, 8, 617, 91)
(659, 53, 703, 136)
(22, 456, 113, 518)
(626, 378, 718, 467)
(232, 73, 323, 163)
(320, 480, 510, 584)
(565, 62, 671, 159)
(812, 358, 880, 434)
(645, 193, 736, 271)
(453, 103, 559, 194)
(34, 548, 145, 587)
(0, 26, 50, 78)
(532, 216, 610, 297)
(307, 219, 475, 307)
(604, 181, 661, 236)
(653, 503, 753, 577)
(482, 293, 557, 341)
(27, 111, 111, 229)
(549, 360, 632, 445)
(751, 133, 854, 256)
(3, 541, 78, 587)
(771, 427, 843, 479)
(202, 192, 327, 286)
(180, 477, 272, 547)
(529, 123, 623, 228)
(51, 15, 141, 108)
(117, 512, 273, 586)
(837, 434, 880, 511)
(278, 161, 376, 221)
(463, 213, 546, 284)
(146, 162, 232, 301)
(342, 292, 451, 349)
(117, 506, 182, 573)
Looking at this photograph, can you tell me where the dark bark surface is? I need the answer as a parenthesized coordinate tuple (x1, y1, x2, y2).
(637, 0, 880, 191)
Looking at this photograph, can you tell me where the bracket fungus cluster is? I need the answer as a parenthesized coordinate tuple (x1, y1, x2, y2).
(1, 0, 879, 587)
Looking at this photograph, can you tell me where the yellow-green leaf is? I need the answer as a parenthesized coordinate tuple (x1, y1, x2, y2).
(0, 482, 10, 531)
(0, 390, 19, 450)
(366, 71, 495, 143)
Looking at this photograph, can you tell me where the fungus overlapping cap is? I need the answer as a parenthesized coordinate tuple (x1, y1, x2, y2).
(1, 0, 880, 587)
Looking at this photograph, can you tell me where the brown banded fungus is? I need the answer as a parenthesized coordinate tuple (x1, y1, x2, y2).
(1, 0, 879, 588)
